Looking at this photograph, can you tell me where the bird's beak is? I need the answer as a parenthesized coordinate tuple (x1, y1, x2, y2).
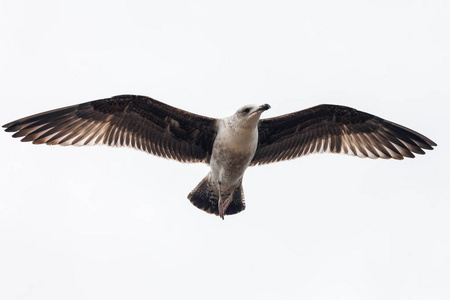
(258, 104, 271, 112)
(250, 104, 271, 116)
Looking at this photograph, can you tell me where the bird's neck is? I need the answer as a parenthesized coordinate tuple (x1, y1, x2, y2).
(219, 117, 258, 151)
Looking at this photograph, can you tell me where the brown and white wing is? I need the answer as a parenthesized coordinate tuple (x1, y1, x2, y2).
(251, 104, 436, 165)
(3, 95, 217, 163)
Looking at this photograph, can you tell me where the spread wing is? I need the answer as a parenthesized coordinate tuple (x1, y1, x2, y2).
(3, 95, 217, 163)
(251, 104, 436, 165)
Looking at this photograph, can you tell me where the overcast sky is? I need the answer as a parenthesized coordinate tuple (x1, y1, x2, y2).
(0, 1, 449, 299)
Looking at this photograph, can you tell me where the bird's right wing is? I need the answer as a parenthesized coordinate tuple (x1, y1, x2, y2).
(251, 104, 436, 165)
(3, 95, 218, 163)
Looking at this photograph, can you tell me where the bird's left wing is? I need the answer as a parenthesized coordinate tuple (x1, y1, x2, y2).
(3, 95, 217, 163)
(251, 104, 436, 165)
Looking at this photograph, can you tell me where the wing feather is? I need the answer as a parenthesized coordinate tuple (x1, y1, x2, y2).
(251, 104, 436, 165)
(4, 95, 217, 163)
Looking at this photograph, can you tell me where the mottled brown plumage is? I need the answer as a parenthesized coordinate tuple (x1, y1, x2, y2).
(4, 95, 217, 163)
(252, 104, 436, 164)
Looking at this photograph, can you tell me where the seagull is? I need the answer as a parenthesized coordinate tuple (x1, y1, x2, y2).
(3, 95, 437, 219)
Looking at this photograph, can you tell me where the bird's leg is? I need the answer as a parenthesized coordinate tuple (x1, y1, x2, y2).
(218, 181, 224, 219)
(219, 193, 234, 220)
(218, 181, 234, 220)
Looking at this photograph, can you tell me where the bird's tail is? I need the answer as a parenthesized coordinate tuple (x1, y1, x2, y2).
(187, 173, 246, 217)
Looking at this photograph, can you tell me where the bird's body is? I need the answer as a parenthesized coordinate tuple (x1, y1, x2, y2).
(207, 104, 268, 217)
(211, 117, 257, 188)
(3, 95, 437, 219)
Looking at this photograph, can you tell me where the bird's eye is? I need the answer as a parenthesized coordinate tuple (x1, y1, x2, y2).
(242, 108, 250, 114)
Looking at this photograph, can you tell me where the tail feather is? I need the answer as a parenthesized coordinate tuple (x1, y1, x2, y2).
(187, 173, 245, 217)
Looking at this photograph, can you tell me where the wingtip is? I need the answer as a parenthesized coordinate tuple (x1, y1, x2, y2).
(3, 120, 19, 132)
(421, 140, 437, 149)
(421, 136, 437, 148)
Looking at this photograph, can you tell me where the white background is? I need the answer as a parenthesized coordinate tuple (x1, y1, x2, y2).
(0, 1, 449, 299)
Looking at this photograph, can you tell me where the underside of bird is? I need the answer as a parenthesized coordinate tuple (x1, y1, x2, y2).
(188, 172, 246, 219)
(3, 95, 437, 220)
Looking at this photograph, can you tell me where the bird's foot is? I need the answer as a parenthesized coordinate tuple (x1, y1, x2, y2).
(218, 193, 234, 220)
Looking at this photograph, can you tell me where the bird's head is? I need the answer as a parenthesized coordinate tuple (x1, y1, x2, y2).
(233, 104, 271, 128)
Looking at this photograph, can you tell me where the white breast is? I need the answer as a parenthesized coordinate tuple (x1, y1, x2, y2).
(210, 118, 258, 187)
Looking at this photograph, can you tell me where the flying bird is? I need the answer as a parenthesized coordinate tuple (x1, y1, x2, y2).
(3, 95, 436, 219)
